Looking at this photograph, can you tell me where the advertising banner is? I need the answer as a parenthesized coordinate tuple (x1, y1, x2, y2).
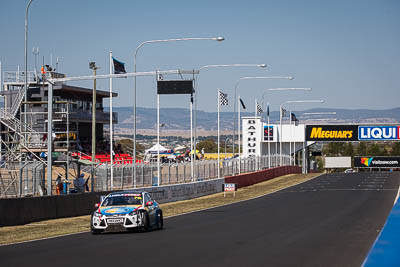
(305, 125, 358, 141)
(325, 157, 351, 168)
(354, 157, 400, 168)
(358, 126, 400, 141)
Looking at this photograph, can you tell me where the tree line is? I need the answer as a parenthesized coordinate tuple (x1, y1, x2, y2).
(322, 142, 400, 157)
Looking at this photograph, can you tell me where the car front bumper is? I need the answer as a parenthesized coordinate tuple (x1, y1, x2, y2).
(92, 214, 141, 230)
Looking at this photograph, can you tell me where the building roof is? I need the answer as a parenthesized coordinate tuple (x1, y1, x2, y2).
(56, 84, 118, 98)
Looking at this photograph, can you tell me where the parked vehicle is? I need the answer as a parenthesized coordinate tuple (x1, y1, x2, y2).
(344, 168, 355, 173)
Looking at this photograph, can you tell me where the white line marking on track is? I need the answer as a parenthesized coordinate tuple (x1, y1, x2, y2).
(394, 180, 400, 206)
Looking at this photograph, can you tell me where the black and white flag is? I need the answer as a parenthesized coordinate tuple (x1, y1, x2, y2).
(281, 107, 287, 117)
(256, 102, 263, 114)
(219, 91, 228, 106)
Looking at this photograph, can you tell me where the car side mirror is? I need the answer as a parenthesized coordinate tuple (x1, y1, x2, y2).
(146, 201, 153, 206)
(95, 203, 100, 208)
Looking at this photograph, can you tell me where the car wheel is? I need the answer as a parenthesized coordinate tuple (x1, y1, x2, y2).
(157, 210, 163, 230)
(141, 211, 150, 232)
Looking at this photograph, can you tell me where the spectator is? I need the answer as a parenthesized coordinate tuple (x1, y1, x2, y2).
(74, 174, 86, 193)
(55, 175, 63, 195)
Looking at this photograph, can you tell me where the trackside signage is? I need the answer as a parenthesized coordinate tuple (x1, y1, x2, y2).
(354, 157, 400, 168)
(305, 125, 358, 141)
(358, 126, 400, 141)
(306, 125, 400, 142)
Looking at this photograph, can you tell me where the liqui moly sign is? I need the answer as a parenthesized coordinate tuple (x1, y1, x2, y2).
(358, 126, 400, 141)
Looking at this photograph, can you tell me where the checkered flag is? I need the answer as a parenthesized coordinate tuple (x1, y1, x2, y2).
(256, 102, 263, 114)
(281, 107, 287, 117)
(219, 91, 228, 106)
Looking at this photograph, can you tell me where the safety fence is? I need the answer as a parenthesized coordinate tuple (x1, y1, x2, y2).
(94, 154, 292, 191)
(0, 161, 45, 198)
(0, 154, 292, 198)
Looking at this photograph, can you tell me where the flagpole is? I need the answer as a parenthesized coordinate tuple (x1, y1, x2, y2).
(109, 51, 114, 190)
(217, 89, 220, 179)
(280, 105, 283, 166)
(238, 94, 241, 174)
(289, 110, 292, 166)
(190, 94, 194, 181)
(267, 102, 271, 168)
(254, 99, 257, 117)
(157, 93, 160, 186)
(293, 120, 296, 166)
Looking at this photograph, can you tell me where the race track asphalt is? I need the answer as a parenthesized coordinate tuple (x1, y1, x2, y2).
(1, 172, 398, 267)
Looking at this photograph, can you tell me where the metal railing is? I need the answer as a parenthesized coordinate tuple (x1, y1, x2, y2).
(94, 154, 292, 191)
(2, 71, 37, 84)
(0, 161, 45, 198)
(0, 154, 293, 198)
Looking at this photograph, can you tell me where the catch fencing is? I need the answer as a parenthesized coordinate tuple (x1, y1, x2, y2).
(0, 161, 45, 198)
(94, 154, 291, 191)
(0, 154, 292, 197)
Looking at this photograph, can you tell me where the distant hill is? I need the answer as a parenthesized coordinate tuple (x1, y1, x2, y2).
(105, 106, 400, 131)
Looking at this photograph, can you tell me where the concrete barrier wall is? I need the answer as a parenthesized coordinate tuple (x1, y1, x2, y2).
(0, 166, 300, 227)
(225, 166, 302, 188)
(0, 178, 224, 227)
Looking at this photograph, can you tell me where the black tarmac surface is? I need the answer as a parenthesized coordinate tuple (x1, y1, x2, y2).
(1, 172, 399, 267)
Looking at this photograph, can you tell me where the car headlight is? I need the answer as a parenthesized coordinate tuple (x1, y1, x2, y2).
(93, 212, 102, 217)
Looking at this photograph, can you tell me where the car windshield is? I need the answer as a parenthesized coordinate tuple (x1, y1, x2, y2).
(102, 194, 142, 207)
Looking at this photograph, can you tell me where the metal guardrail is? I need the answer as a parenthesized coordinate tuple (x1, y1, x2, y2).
(2, 71, 37, 84)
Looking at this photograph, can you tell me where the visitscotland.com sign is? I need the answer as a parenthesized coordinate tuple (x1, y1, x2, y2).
(305, 125, 400, 142)
(354, 157, 400, 168)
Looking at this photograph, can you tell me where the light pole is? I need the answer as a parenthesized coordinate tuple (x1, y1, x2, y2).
(261, 88, 311, 168)
(193, 63, 267, 180)
(234, 76, 293, 173)
(280, 100, 324, 166)
(24, 0, 33, 146)
(89, 62, 100, 192)
(133, 36, 224, 187)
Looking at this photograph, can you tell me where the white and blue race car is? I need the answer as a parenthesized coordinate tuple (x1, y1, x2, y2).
(91, 191, 163, 234)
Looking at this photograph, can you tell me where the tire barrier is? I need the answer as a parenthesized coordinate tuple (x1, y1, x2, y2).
(224, 166, 302, 188)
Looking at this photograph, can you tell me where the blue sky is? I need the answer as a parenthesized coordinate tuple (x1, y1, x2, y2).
(0, 0, 399, 112)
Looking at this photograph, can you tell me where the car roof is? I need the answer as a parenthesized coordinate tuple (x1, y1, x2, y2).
(108, 191, 148, 196)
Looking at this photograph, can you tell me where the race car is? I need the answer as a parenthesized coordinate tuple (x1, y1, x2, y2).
(91, 191, 163, 234)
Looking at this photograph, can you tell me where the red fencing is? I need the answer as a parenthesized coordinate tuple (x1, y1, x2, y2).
(225, 166, 302, 188)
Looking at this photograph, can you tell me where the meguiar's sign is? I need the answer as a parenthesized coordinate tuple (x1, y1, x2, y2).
(305, 125, 358, 141)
